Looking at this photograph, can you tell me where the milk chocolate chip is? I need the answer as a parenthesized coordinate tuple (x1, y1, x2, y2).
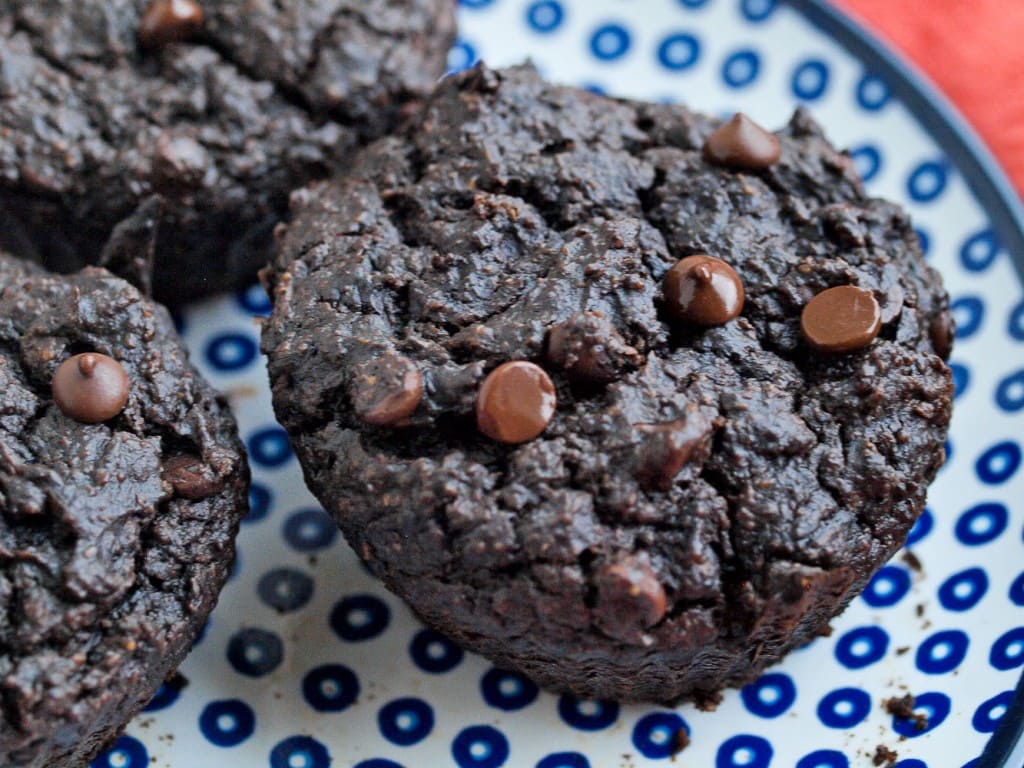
(703, 113, 781, 169)
(162, 455, 223, 500)
(801, 285, 882, 353)
(594, 556, 668, 642)
(663, 255, 745, 327)
(52, 353, 130, 423)
(929, 312, 955, 361)
(476, 361, 556, 444)
(352, 353, 423, 427)
(138, 0, 204, 50)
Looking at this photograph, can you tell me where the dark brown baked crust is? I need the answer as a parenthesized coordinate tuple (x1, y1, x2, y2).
(0, 0, 455, 302)
(0, 253, 249, 767)
(261, 64, 953, 703)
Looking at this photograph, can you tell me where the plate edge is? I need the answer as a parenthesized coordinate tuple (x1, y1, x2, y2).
(787, 2, 1024, 765)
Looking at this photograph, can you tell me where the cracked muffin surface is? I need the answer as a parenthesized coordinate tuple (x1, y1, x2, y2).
(0, 0, 456, 302)
(0, 253, 249, 767)
(261, 64, 953, 704)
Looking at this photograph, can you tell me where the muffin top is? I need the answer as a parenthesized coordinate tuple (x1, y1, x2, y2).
(0, 253, 248, 765)
(0, 0, 456, 298)
(261, 64, 952, 698)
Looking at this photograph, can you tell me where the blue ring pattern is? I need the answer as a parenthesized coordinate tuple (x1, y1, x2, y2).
(198, 699, 256, 747)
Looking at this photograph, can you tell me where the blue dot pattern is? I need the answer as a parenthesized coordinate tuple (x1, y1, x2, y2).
(657, 33, 701, 71)
(834, 626, 889, 669)
(972, 690, 1013, 734)
(481, 668, 540, 711)
(198, 699, 256, 747)
(557, 696, 620, 731)
(452, 725, 511, 768)
(740, 672, 797, 717)
(269, 736, 330, 768)
(916, 630, 970, 675)
(862, 565, 912, 607)
(631, 712, 688, 759)
(226, 628, 284, 677)
(817, 688, 871, 729)
(93, 3, 1024, 767)
(590, 24, 631, 61)
(410, 629, 465, 674)
(791, 59, 830, 100)
(90, 736, 148, 768)
(938, 567, 989, 612)
(258, 567, 315, 613)
(378, 697, 435, 746)
(722, 49, 761, 88)
(891, 692, 952, 738)
(716, 734, 773, 768)
(955, 502, 1009, 546)
(330, 594, 391, 642)
(537, 754, 590, 768)
(797, 750, 849, 768)
(302, 664, 360, 713)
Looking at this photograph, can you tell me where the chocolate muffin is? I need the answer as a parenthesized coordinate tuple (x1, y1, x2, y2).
(260, 64, 954, 704)
(0, 252, 249, 766)
(0, 0, 456, 302)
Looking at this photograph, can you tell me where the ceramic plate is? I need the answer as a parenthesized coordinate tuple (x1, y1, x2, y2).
(90, 1, 1024, 766)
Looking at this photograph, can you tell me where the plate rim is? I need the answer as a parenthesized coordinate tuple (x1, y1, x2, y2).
(788, 1, 1024, 764)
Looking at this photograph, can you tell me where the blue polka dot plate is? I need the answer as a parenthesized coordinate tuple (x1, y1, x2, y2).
(93, 1, 1024, 766)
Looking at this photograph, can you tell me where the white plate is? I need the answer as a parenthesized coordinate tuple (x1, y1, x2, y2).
(92, 1, 1024, 766)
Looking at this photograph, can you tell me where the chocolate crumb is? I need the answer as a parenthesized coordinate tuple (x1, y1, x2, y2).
(884, 694, 928, 731)
(901, 550, 923, 572)
(872, 745, 898, 767)
(673, 727, 690, 756)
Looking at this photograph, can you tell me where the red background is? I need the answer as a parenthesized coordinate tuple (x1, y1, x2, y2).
(836, 0, 1024, 199)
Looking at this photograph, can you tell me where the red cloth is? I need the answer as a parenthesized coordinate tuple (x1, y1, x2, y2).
(835, 0, 1024, 199)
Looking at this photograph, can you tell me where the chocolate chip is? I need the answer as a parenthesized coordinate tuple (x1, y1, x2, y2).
(547, 311, 642, 385)
(476, 361, 556, 444)
(663, 255, 745, 327)
(161, 455, 223, 500)
(52, 353, 130, 424)
(352, 353, 423, 427)
(153, 133, 210, 189)
(702, 113, 781, 170)
(929, 311, 955, 360)
(801, 285, 882, 353)
(138, 0, 204, 50)
(635, 406, 713, 490)
(594, 556, 667, 641)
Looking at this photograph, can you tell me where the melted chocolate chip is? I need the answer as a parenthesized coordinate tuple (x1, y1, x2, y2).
(801, 285, 882, 353)
(161, 455, 223, 500)
(929, 312, 955, 361)
(594, 556, 668, 642)
(702, 113, 781, 170)
(663, 255, 745, 327)
(547, 311, 642, 385)
(138, 0, 204, 50)
(352, 353, 423, 427)
(635, 406, 713, 491)
(52, 353, 130, 424)
(476, 361, 556, 444)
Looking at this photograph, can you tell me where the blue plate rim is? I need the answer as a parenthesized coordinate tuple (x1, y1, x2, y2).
(788, 1, 1024, 765)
